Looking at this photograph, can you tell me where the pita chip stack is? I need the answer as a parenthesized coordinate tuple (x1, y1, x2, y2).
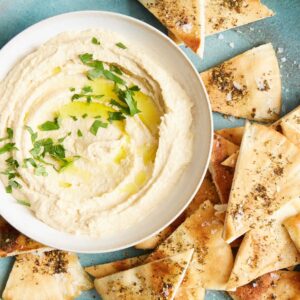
(94, 249, 194, 300)
(147, 201, 233, 292)
(201, 43, 281, 121)
(209, 134, 239, 203)
(230, 271, 300, 300)
(0, 216, 51, 257)
(224, 122, 300, 243)
(138, 0, 205, 55)
(135, 172, 220, 250)
(206, 0, 274, 35)
(2, 250, 92, 300)
(284, 213, 300, 252)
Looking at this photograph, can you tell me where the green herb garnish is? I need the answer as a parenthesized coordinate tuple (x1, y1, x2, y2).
(34, 165, 48, 176)
(116, 42, 127, 49)
(70, 115, 78, 121)
(58, 132, 71, 143)
(0, 143, 18, 155)
(109, 65, 123, 75)
(82, 113, 88, 119)
(25, 126, 38, 143)
(38, 118, 60, 131)
(82, 86, 93, 94)
(92, 37, 101, 45)
(110, 99, 130, 115)
(16, 199, 31, 207)
(90, 120, 108, 135)
(103, 70, 125, 84)
(69, 87, 75, 92)
(23, 158, 37, 168)
(108, 111, 126, 123)
(77, 129, 83, 137)
(79, 53, 93, 64)
(0, 128, 14, 142)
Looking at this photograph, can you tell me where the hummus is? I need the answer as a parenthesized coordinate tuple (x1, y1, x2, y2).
(0, 30, 193, 236)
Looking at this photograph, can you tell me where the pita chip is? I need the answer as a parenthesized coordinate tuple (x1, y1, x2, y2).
(227, 221, 300, 290)
(272, 104, 300, 147)
(2, 250, 92, 300)
(135, 172, 220, 250)
(224, 122, 300, 243)
(138, 0, 205, 55)
(216, 127, 244, 145)
(206, 0, 274, 35)
(85, 255, 148, 278)
(0, 216, 51, 257)
(209, 134, 239, 203)
(230, 271, 300, 300)
(94, 249, 194, 300)
(284, 213, 300, 252)
(147, 201, 233, 291)
(201, 44, 281, 121)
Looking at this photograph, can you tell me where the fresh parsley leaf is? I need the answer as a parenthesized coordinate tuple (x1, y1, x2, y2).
(109, 65, 123, 75)
(58, 156, 80, 173)
(129, 85, 141, 92)
(124, 90, 140, 116)
(94, 115, 101, 119)
(82, 86, 93, 94)
(5, 185, 12, 193)
(87, 67, 104, 80)
(108, 111, 126, 123)
(71, 94, 81, 101)
(7, 128, 13, 139)
(23, 158, 37, 168)
(34, 165, 48, 176)
(79, 53, 93, 64)
(69, 87, 75, 92)
(86, 95, 92, 103)
(6, 157, 19, 169)
(77, 129, 83, 137)
(58, 132, 71, 143)
(38, 118, 60, 131)
(16, 199, 31, 207)
(103, 70, 125, 84)
(90, 120, 108, 135)
(92, 37, 101, 45)
(0, 143, 18, 155)
(9, 179, 22, 189)
(116, 42, 127, 49)
(25, 126, 38, 143)
(70, 115, 78, 121)
(110, 99, 130, 115)
(82, 113, 88, 119)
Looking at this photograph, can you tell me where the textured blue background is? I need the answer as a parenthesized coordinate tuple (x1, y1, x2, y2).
(0, 0, 299, 299)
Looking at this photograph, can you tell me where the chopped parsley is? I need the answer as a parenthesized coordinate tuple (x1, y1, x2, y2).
(0, 127, 14, 142)
(77, 129, 83, 137)
(103, 70, 125, 84)
(90, 120, 108, 135)
(82, 86, 93, 94)
(116, 42, 127, 49)
(82, 113, 88, 119)
(16, 199, 31, 207)
(23, 158, 37, 168)
(58, 132, 71, 143)
(69, 87, 75, 92)
(25, 126, 38, 143)
(109, 65, 123, 75)
(108, 111, 126, 123)
(79, 53, 93, 64)
(34, 165, 48, 176)
(70, 115, 78, 121)
(110, 99, 130, 115)
(117, 86, 141, 116)
(38, 117, 60, 131)
(92, 37, 101, 45)
(0, 143, 18, 155)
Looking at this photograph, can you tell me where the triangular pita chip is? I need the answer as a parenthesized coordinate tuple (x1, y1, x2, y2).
(138, 0, 205, 55)
(201, 44, 281, 121)
(0, 216, 51, 257)
(227, 221, 300, 290)
(3, 250, 92, 300)
(224, 122, 300, 243)
(209, 134, 239, 203)
(221, 150, 239, 168)
(146, 201, 233, 291)
(175, 287, 205, 300)
(272, 104, 300, 147)
(94, 249, 194, 300)
(206, 0, 274, 35)
(216, 127, 244, 145)
(230, 271, 300, 300)
(135, 172, 220, 250)
(85, 255, 148, 278)
(284, 213, 300, 252)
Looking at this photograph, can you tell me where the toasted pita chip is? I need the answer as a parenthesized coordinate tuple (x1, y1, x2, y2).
(94, 249, 194, 300)
(206, 0, 274, 35)
(138, 0, 205, 55)
(221, 150, 239, 168)
(216, 127, 244, 145)
(135, 172, 220, 250)
(209, 134, 239, 203)
(272, 104, 300, 147)
(147, 201, 233, 291)
(2, 250, 92, 300)
(167, 30, 183, 45)
(175, 287, 205, 300)
(201, 44, 281, 121)
(227, 221, 300, 290)
(0, 217, 51, 257)
(224, 122, 300, 243)
(283, 213, 300, 252)
(230, 271, 300, 300)
(85, 255, 148, 278)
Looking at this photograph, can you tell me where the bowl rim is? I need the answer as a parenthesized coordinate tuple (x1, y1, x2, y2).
(0, 10, 213, 253)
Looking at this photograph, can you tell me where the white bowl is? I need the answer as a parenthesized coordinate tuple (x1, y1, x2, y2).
(0, 11, 212, 253)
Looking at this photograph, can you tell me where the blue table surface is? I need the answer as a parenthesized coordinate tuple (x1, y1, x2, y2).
(0, 1, 299, 299)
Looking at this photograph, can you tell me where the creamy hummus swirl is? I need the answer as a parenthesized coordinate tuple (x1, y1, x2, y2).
(0, 30, 193, 236)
